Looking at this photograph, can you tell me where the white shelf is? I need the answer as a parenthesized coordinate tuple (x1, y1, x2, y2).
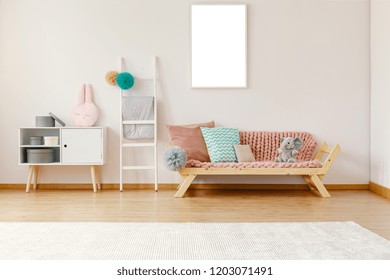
(19, 162, 104, 166)
(19, 127, 60, 129)
(19, 126, 105, 129)
(19, 127, 106, 165)
(21, 145, 61, 148)
(19, 127, 107, 193)
(19, 162, 61, 166)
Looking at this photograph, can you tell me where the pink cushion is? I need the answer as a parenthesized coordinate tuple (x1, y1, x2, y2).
(166, 121, 215, 162)
(71, 84, 99, 127)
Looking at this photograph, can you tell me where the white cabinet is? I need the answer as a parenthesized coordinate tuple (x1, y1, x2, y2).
(18, 127, 107, 192)
(62, 128, 103, 164)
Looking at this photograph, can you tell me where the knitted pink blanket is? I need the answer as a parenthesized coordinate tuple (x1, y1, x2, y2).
(240, 131, 317, 161)
(186, 131, 321, 168)
(186, 160, 322, 168)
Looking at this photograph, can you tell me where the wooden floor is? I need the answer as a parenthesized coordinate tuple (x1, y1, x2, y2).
(0, 188, 389, 239)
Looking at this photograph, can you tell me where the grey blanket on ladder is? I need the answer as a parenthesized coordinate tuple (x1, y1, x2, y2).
(122, 96, 154, 139)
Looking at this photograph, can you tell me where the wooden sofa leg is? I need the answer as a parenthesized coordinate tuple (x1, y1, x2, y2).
(175, 174, 197, 198)
(177, 175, 187, 190)
(302, 175, 316, 191)
(310, 175, 331, 198)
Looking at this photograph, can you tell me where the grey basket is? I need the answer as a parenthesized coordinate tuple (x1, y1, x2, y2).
(35, 116, 55, 127)
(29, 136, 43, 145)
(27, 148, 54, 163)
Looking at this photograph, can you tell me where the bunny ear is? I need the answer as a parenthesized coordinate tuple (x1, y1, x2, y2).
(84, 84, 93, 103)
(294, 137, 303, 150)
(76, 84, 86, 104)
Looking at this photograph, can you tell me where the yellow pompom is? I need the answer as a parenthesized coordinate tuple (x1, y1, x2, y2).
(105, 71, 118, 86)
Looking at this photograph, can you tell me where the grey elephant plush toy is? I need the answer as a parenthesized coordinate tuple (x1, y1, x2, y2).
(275, 137, 303, 163)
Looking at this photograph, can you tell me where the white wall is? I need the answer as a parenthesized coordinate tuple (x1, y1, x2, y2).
(0, 0, 370, 185)
(371, 0, 390, 189)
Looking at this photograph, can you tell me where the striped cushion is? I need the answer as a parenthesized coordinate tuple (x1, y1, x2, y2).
(201, 127, 240, 163)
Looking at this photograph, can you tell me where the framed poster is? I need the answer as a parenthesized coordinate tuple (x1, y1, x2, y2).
(191, 4, 247, 88)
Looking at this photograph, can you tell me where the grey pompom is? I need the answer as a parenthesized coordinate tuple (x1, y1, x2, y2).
(163, 146, 187, 171)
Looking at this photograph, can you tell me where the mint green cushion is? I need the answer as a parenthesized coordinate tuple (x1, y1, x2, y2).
(200, 127, 240, 163)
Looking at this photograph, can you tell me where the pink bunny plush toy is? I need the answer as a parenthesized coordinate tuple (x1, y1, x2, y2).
(71, 83, 99, 127)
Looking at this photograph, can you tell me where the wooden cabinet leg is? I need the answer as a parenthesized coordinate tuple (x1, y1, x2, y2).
(90, 166, 97, 193)
(33, 166, 40, 190)
(26, 165, 34, 193)
(95, 166, 101, 190)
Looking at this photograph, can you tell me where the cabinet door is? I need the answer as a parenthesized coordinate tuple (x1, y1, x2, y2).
(62, 128, 102, 164)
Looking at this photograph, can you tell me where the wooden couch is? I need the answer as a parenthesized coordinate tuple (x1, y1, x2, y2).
(174, 131, 340, 198)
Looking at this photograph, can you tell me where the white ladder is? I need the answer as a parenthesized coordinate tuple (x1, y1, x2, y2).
(119, 56, 158, 192)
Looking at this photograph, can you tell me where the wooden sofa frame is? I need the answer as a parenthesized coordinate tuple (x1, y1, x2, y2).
(175, 142, 340, 198)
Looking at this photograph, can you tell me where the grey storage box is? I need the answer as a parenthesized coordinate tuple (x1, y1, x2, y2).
(27, 148, 54, 163)
(36, 116, 55, 127)
(29, 136, 43, 145)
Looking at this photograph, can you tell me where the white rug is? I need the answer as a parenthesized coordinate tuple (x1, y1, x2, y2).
(0, 221, 389, 260)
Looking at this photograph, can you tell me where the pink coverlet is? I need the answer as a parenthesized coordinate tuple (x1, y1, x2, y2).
(240, 131, 317, 161)
(186, 131, 320, 168)
(186, 160, 322, 168)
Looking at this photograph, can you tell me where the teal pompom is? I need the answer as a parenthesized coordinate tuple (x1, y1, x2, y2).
(116, 72, 135, 90)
